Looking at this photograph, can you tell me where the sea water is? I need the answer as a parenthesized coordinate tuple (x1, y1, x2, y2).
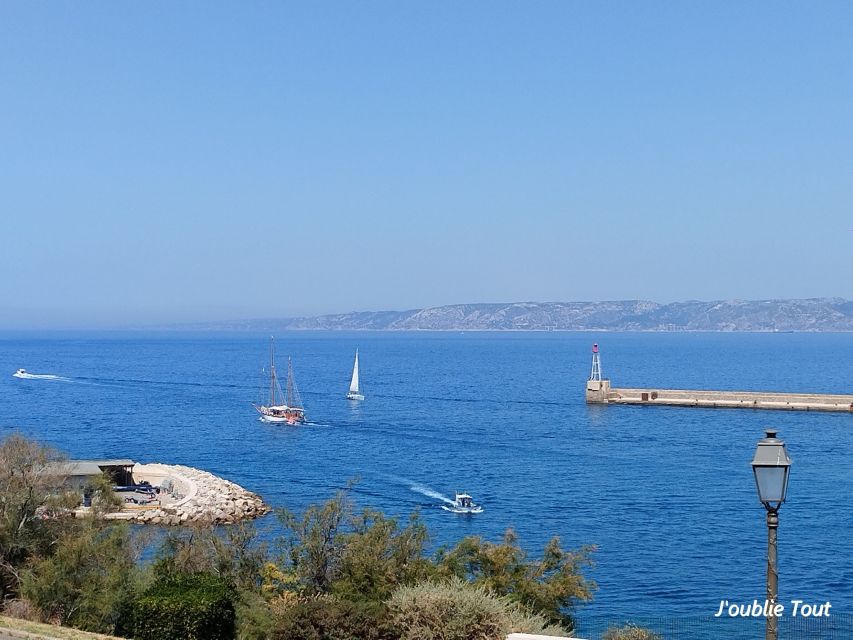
(1, 331, 851, 635)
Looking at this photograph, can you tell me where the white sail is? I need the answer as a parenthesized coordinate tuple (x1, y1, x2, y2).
(349, 350, 360, 394)
(346, 349, 364, 400)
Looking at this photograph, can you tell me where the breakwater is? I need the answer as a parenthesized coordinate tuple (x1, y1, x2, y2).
(584, 342, 852, 412)
(104, 463, 270, 525)
(586, 380, 853, 412)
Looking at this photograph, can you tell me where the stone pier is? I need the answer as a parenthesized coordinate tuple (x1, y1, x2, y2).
(586, 381, 853, 413)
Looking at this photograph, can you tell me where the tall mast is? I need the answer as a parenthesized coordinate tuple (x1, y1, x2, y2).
(286, 357, 295, 407)
(269, 338, 277, 405)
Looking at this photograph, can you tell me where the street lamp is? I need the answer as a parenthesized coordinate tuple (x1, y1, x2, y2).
(751, 429, 792, 640)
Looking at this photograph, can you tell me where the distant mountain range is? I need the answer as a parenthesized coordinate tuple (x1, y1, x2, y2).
(186, 298, 853, 332)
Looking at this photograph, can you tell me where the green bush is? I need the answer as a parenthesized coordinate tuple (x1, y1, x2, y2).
(233, 588, 275, 640)
(129, 573, 236, 640)
(21, 522, 136, 634)
(389, 577, 568, 640)
(602, 624, 662, 640)
(271, 595, 395, 640)
(438, 529, 595, 630)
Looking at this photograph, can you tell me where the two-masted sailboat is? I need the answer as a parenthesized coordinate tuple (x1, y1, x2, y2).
(254, 339, 306, 424)
(346, 349, 364, 401)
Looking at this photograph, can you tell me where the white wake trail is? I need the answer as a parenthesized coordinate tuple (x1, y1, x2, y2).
(13, 372, 72, 382)
(409, 483, 456, 505)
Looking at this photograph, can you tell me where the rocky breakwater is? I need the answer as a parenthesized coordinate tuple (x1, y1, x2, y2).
(119, 463, 270, 526)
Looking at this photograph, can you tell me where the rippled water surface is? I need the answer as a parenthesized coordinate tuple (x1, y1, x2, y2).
(1, 331, 851, 634)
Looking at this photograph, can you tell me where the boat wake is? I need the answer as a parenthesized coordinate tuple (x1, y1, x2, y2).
(12, 370, 72, 382)
(409, 483, 456, 506)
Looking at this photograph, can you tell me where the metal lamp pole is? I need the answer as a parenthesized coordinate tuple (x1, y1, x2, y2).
(751, 429, 792, 640)
(766, 507, 779, 640)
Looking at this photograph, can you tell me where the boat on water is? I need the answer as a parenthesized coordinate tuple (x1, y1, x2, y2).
(346, 349, 364, 401)
(253, 339, 306, 425)
(441, 492, 483, 514)
(13, 368, 27, 378)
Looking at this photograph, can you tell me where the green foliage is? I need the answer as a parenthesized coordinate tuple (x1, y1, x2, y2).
(438, 529, 595, 630)
(277, 490, 350, 594)
(388, 577, 567, 640)
(277, 490, 435, 603)
(129, 572, 237, 640)
(152, 522, 268, 592)
(233, 588, 275, 640)
(20, 521, 137, 634)
(0, 438, 599, 640)
(0, 433, 73, 600)
(602, 623, 662, 640)
(271, 595, 395, 640)
(84, 472, 123, 516)
(333, 509, 434, 602)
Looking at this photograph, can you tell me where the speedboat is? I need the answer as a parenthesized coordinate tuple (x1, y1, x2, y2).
(13, 369, 27, 378)
(441, 492, 483, 514)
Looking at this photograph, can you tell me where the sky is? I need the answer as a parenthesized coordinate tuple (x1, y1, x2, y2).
(1, 2, 851, 328)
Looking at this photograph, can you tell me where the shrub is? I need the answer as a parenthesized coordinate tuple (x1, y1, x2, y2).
(0, 434, 73, 601)
(129, 572, 236, 640)
(2, 597, 42, 621)
(389, 577, 568, 640)
(438, 529, 595, 630)
(271, 594, 395, 640)
(153, 522, 267, 592)
(21, 522, 136, 634)
(234, 588, 275, 640)
(602, 624, 662, 640)
(277, 490, 433, 602)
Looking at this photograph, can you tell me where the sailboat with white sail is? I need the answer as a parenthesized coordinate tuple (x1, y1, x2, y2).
(254, 339, 306, 424)
(346, 349, 364, 401)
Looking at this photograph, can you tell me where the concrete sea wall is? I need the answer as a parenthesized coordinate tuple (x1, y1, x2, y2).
(587, 384, 853, 413)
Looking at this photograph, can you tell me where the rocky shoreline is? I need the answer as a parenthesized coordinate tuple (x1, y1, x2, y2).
(104, 463, 270, 526)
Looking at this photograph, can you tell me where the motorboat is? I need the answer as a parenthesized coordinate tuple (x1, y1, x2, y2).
(13, 369, 27, 378)
(441, 492, 483, 514)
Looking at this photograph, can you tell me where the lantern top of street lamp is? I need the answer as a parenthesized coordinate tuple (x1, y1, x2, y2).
(751, 428, 792, 510)
(752, 430, 791, 464)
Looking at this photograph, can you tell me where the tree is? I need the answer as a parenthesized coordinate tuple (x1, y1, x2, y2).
(438, 529, 595, 630)
(276, 489, 435, 602)
(276, 490, 350, 594)
(20, 521, 137, 634)
(153, 522, 267, 592)
(0, 433, 73, 600)
(333, 509, 433, 602)
(84, 472, 123, 516)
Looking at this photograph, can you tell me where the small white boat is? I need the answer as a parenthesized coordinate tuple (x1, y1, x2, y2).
(346, 349, 364, 401)
(441, 492, 483, 514)
(13, 368, 27, 378)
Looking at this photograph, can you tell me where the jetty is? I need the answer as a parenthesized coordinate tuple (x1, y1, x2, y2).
(64, 461, 270, 525)
(584, 344, 853, 413)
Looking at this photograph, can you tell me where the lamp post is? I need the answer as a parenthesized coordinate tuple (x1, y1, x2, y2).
(751, 429, 792, 640)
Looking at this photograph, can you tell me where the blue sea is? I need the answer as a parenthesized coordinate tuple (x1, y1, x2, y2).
(1, 331, 851, 636)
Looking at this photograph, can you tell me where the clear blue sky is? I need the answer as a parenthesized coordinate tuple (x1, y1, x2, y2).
(1, 2, 851, 328)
